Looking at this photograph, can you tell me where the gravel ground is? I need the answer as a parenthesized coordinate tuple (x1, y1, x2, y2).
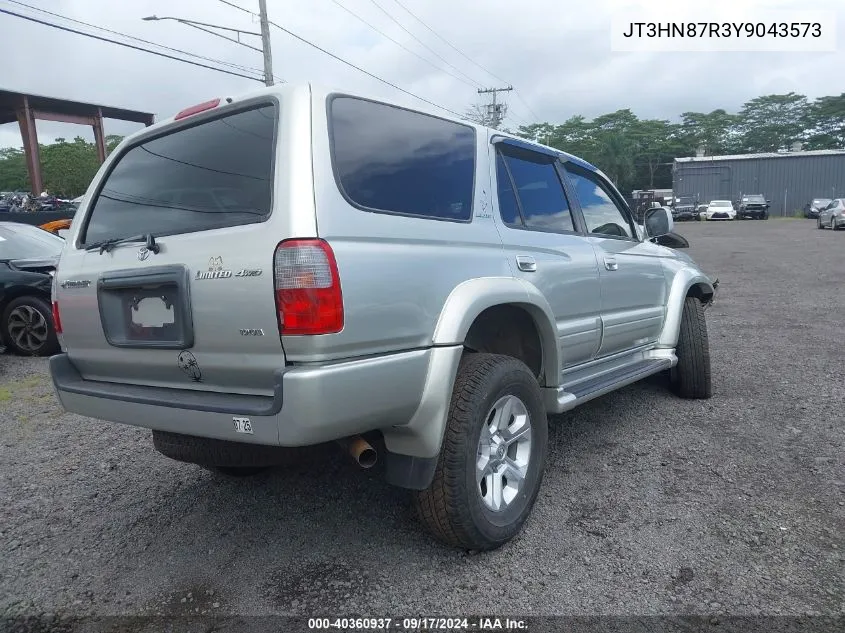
(1, 219, 843, 626)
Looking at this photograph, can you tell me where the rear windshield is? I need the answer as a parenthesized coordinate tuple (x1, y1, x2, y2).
(329, 96, 475, 221)
(82, 103, 277, 245)
(743, 195, 765, 202)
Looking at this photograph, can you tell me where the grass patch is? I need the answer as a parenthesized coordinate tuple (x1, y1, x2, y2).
(0, 388, 11, 402)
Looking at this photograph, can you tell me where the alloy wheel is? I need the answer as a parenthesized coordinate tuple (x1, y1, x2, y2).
(7, 305, 49, 353)
(476, 394, 533, 512)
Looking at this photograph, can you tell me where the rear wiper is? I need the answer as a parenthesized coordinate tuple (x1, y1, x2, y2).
(86, 233, 161, 255)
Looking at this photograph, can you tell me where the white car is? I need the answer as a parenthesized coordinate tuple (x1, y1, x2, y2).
(705, 200, 736, 220)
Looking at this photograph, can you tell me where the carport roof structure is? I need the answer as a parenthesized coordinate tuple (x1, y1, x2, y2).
(0, 88, 155, 195)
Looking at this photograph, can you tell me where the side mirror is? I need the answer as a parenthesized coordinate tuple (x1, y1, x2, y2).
(653, 231, 689, 249)
(643, 206, 673, 238)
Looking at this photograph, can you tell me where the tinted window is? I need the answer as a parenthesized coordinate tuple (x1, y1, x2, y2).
(565, 167, 634, 239)
(495, 153, 520, 224)
(330, 97, 475, 221)
(498, 149, 574, 232)
(0, 225, 64, 259)
(83, 104, 276, 245)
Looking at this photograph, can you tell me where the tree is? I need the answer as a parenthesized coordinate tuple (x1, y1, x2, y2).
(679, 109, 741, 156)
(630, 119, 684, 188)
(803, 93, 845, 150)
(0, 135, 124, 197)
(737, 93, 809, 152)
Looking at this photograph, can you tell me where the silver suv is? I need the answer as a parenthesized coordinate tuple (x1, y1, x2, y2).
(50, 84, 716, 550)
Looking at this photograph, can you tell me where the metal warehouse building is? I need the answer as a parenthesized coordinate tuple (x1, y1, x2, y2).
(672, 149, 845, 217)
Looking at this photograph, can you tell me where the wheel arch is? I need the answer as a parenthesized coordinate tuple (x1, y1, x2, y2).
(431, 277, 560, 387)
(657, 268, 715, 348)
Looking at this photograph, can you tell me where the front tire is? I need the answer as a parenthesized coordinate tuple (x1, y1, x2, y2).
(670, 297, 712, 399)
(413, 354, 548, 550)
(2, 295, 59, 356)
(832, 218, 838, 231)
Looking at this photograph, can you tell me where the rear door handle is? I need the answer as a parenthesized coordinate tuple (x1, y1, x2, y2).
(604, 257, 618, 271)
(516, 256, 537, 272)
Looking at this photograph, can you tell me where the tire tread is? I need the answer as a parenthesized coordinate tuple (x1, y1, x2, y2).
(672, 296, 712, 399)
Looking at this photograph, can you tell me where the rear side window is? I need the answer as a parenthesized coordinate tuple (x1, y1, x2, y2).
(83, 103, 277, 245)
(329, 96, 475, 221)
(497, 147, 575, 232)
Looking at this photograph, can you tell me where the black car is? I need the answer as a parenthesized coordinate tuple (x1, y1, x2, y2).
(672, 196, 699, 221)
(737, 194, 770, 220)
(804, 198, 832, 219)
(0, 222, 63, 356)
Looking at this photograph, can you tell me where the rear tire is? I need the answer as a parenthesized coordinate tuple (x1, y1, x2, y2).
(670, 296, 712, 399)
(152, 430, 302, 469)
(413, 353, 548, 551)
(1, 295, 59, 357)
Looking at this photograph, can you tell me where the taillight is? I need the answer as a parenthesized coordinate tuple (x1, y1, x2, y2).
(273, 239, 343, 336)
(52, 301, 63, 334)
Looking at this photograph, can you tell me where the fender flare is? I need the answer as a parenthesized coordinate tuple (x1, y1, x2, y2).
(431, 276, 560, 386)
(657, 268, 715, 348)
(381, 278, 561, 467)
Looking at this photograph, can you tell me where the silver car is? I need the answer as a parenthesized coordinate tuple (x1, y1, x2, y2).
(818, 198, 845, 230)
(49, 84, 716, 550)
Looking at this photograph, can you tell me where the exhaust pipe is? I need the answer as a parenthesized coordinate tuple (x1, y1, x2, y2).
(338, 436, 377, 469)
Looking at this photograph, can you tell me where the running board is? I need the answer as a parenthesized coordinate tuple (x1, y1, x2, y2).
(543, 358, 673, 414)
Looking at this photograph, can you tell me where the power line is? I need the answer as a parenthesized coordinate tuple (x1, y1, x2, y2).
(0, 8, 266, 82)
(218, 0, 466, 119)
(326, 0, 479, 90)
(386, 0, 541, 124)
(365, 0, 484, 89)
(4, 0, 271, 80)
(514, 92, 542, 123)
(389, 0, 508, 85)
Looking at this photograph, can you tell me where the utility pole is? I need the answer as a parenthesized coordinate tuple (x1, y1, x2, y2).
(477, 85, 513, 128)
(257, 0, 274, 86)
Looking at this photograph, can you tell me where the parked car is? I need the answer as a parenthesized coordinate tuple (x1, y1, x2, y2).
(737, 194, 770, 220)
(0, 222, 63, 356)
(804, 198, 832, 219)
(818, 198, 845, 230)
(48, 85, 716, 550)
(704, 200, 736, 221)
(672, 195, 699, 221)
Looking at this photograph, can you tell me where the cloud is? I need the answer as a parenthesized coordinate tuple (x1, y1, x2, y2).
(0, 0, 843, 151)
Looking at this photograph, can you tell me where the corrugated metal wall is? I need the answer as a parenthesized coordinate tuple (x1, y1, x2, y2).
(672, 154, 845, 216)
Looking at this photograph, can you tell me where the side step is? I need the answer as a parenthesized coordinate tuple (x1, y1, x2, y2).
(544, 358, 673, 414)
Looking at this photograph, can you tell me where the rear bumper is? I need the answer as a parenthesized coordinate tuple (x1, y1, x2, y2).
(50, 347, 452, 450)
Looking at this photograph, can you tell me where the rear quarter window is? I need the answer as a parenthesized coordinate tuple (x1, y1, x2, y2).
(82, 103, 277, 245)
(329, 96, 476, 221)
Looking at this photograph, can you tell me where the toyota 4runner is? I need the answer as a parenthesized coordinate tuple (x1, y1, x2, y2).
(50, 84, 716, 550)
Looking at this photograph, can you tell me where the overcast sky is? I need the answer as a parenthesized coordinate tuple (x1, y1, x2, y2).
(1, 0, 843, 149)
